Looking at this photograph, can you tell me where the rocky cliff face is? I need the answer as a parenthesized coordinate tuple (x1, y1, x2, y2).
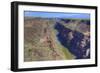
(24, 17, 90, 61)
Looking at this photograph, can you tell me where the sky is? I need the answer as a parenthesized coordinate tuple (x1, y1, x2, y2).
(24, 11, 90, 19)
